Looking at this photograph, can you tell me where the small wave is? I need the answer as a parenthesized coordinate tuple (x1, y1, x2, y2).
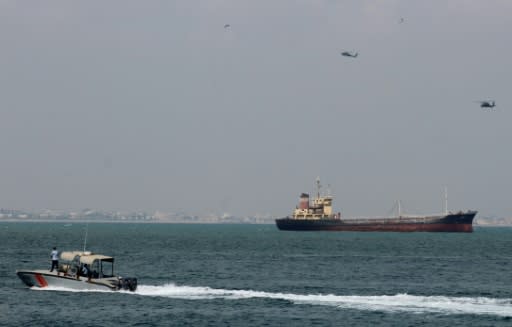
(134, 283, 512, 317)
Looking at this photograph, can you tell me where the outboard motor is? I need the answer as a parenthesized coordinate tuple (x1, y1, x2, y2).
(119, 277, 137, 291)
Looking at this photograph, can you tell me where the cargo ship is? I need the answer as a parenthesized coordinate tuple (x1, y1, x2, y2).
(275, 180, 477, 232)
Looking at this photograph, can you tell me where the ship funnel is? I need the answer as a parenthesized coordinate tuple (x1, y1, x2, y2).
(299, 193, 309, 209)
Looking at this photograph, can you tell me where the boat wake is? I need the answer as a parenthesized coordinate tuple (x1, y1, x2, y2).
(36, 283, 512, 317)
(135, 283, 512, 317)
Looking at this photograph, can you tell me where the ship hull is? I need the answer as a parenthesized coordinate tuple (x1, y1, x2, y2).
(275, 211, 477, 233)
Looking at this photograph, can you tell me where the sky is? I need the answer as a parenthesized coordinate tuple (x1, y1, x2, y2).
(1, 0, 511, 218)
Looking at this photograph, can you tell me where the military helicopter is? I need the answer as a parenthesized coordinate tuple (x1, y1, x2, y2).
(340, 51, 358, 58)
(477, 100, 496, 109)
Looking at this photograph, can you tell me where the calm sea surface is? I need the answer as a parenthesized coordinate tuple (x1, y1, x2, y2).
(1, 222, 512, 326)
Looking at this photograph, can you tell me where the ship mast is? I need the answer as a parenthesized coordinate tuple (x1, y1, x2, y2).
(398, 200, 401, 218)
(444, 186, 448, 215)
(316, 177, 321, 199)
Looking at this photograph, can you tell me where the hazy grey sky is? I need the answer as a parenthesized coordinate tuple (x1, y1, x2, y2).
(1, 0, 511, 218)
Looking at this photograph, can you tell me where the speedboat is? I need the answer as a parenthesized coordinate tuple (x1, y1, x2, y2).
(16, 250, 137, 292)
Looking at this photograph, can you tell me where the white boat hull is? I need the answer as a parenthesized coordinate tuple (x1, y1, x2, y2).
(16, 270, 122, 291)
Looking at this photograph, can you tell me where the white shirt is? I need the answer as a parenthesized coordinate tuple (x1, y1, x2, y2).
(51, 250, 59, 261)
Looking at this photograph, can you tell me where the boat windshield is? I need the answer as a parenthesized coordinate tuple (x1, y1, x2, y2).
(89, 258, 114, 278)
(99, 259, 114, 278)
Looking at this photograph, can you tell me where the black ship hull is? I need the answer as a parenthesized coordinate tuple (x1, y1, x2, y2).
(275, 211, 477, 232)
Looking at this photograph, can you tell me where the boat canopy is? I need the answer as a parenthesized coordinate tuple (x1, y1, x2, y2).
(80, 254, 114, 265)
(59, 251, 115, 278)
(60, 251, 114, 264)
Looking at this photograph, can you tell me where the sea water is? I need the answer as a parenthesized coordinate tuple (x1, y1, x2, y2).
(1, 223, 512, 326)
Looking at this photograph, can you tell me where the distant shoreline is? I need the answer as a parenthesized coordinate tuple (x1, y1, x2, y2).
(1, 219, 511, 227)
(0, 219, 275, 225)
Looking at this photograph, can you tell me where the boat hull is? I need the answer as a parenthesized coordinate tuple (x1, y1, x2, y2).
(16, 270, 134, 291)
(275, 211, 477, 232)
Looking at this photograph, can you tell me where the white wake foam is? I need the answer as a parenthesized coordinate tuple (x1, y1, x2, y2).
(134, 283, 512, 317)
(33, 283, 512, 317)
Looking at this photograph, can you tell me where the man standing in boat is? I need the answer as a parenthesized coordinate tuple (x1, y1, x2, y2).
(50, 247, 59, 274)
(81, 263, 91, 281)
